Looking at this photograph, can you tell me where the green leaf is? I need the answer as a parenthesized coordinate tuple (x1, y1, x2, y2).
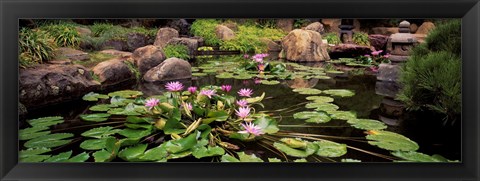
(27, 116, 64, 127)
(82, 92, 109, 101)
(89, 104, 116, 112)
(305, 96, 334, 103)
(192, 146, 225, 159)
(293, 88, 322, 95)
(391, 151, 445, 162)
(293, 158, 308, 162)
(252, 116, 279, 134)
(81, 126, 119, 139)
(314, 140, 347, 157)
(80, 113, 111, 122)
(237, 152, 263, 162)
(19, 127, 51, 141)
(193, 72, 208, 77)
(164, 133, 198, 154)
(118, 144, 148, 161)
(126, 116, 153, 124)
(167, 150, 192, 159)
(44, 151, 72, 162)
(93, 149, 113, 162)
(202, 110, 229, 124)
(268, 158, 282, 162)
(366, 130, 419, 151)
(20, 154, 51, 162)
(305, 103, 339, 112)
(229, 132, 255, 141)
(125, 123, 153, 130)
(67, 152, 90, 162)
(108, 90, 143, 98)
(139, 146, 168, 161)
(293, 111, 331, 123)
(110, 96, 134, 106)
(260, 80, 280, 85)
(80, 137, 115, 150)
(322, 89, 355, 97)
(221, 154, 240, 162)
(108, 103, 141, 116)
(347, 119, 387, 130)
(24, 133, 74, 148)
(118, 129, 152, 139)
(246, 92, 265, 104)
(273, 140, 318, 158)
(329, 111, 357, 121)
(19, 148, 51, 157)
(341, 158, 362, 162)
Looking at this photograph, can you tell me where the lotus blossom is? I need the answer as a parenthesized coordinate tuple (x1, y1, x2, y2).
(243, 54, 250, 59)
(187, 86, 197, 94)
(383, 53, 391, 59)
(251, 53, 269, 63)
(182, 102, 193, 111)
(257, 64, 265, 72)
(221, 85, 232, 92)
(165, 81, 184, 92)
(145, 98, 159, 110)
(200, 89, 216, 98)
(236, 99, 249, 107)
(238, 122, 263, 136)
(238, 88, 253, 97)
(371, 50, 383, 56)
(235, 107, 251, 119)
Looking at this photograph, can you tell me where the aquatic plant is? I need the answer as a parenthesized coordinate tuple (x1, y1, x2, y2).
(238, 88, 253, 97)
(165, 81, 184, 92)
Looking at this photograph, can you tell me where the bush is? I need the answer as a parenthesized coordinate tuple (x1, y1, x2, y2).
(352, 32, 370, 46)
(424, 19, 461, 55)
(85, 23, 156, 50)
(19, 28, 57, 67)
(324, 33, 341, 45)
(190, 19, 222, 46)
(220, 25, 285, 53)
(164, 44, 190, 60)
(39, 23, 81, 48)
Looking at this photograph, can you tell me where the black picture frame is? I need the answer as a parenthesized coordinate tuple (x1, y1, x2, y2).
(1, 0, 479, 180)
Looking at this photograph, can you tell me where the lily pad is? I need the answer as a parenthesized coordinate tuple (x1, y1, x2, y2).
(138, 146, 168, 162)
(322, 89, 355, 97)
(20, 154, 51, 162)
(80, 137, 116, 150)
(44, 151, 72, 162)
(20, 148, 51, 157)
(110, 96, 135, 106)
(326, 70, 344, 74)
(391, 151, 445, 162)
(118, 144, 148, 161)
(221, 154, 240, 162)
(305, 103, 339, 112)
(81, 126, 119, 139)
(118, 129, 152, 139)
(108, 103, 142, 116)
(192, 146, 225, 159)
(293, 88, 322, 95)
(215, 73, 234, 79)
(27, 116, 64, 127)
(293, 158, 308, 162)
(246, 92, 265, 104)
(82, 92, 109, 101)
(19, 127, 51, 140)
(366, 130, 419, 152)
(273, 139, 318, 158)
(80, 113, 111, 122)
(192, 72, 208, 77)
(347, 119, 387, 130)
(328, 111, 357, 121)
(108, 90, 143, 98)
(260, 80, 280, 85)
(252, 116, 279, 134)
(89, 104, 116, 112)
(341, 158, 362, 162)
(67, 152, 90, 162)
(314, 140, 347, 157)
(24, 133, 74, 148)
(305, 96, 334, 103)
(293, 111, 331, 123)
(237, 152, 264, 162)
(268, 158, 282, 162)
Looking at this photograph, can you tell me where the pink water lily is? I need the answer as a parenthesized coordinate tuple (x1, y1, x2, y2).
(372, 50, 383, 56)
(243, 54, 250, 59)
(238, 88, 253, 97)
(238, 122, 263, 136)
(254, 78, 262, 85)
(236, 99, 249, 107)
(182, 102, 193, 111)
(200, 89, 216, 98)
(221, 85, 232, 92)
(165, 81, 184, 92)
(383, 53, 391, 59)
(145, 98, 160, 110)
(235, 107, 251, 119)
(187, 86, 197, 94)
(257, 64, 265, 72)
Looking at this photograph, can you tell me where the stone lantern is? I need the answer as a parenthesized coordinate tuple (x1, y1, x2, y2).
(385, 21, 418, 64)
(338, 19, 355, 44)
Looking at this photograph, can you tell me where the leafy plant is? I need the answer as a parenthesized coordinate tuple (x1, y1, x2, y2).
(19, 28, 57, 67)
(294, 19, 310, 29)
(190, 19, 223, 46)
(164, 44, 190, 60)
(40, 23, 81, 47)
(220, 25, 285, 53)
(352, 32, 370, 46)
(324, 33, 341, 45)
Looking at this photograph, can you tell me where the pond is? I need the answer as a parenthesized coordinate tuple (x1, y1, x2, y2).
(20, 54, 460, 162)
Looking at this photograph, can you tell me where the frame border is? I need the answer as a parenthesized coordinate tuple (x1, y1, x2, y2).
(1, 0, 479, 181)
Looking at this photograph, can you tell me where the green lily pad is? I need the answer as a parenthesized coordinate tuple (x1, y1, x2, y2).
(391, 151, 445, 162)
(192, 146, 225, 159)
(261, 80, 280, 85)
(293, 158, 308, 162)
(163, 133, 197, 154)
(293, 88, 322, 95)
(215, 73, 234, 79)
(19, 127, 51, 140)
(118, 144, 148, 162)
(305, 103, 339, 112)
(27, 116, 64, 127)
(329, 111, 357, 120)
(252, 116, 279, 134)
(305, 96, 334, 103)
(20, 154, 51, 162)
(20, 148, 51, 156)
(81, 126, 120, 139)
(236, 152, 264, 162)
(89, 104, 116, 112)
(245, 92, 266, 104)
(193, 72, 208, 77)
(118, 129, 152, 139)
(293, 111, 331, 123)
(24, 133, 74, 148)
(110, 96, 135, 106)
(80, 113, 111, 122)
(82, 92, 109, 101)
(268, 158, 282, 162)
(44, 151, 73, 162)
(220, 154, 239, 162)
(314, 140, 347, 157)
(80, 137, 116, 151)
(322, 89, 355, 97)
(341, 158, 362, 162)
(93, 150, 113, 162)
(67, 152, 90, 162)
(273, 139, 318, 158)
(347, 119, 387, 130)
(366, 130, 419, 152)
(326, 70, 344, 74)
(108, 90, 143, 98)
(138, 146, 168, 162)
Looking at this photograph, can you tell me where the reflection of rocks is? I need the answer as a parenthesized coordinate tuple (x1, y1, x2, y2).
(143, 58, 192, 82)
(281, 29, 330, 62)
(55, 47, 90, 61)
(380, 98, 405, 117)
(375, 81, 400, 98)
(286, 78, 319, 89)
(215, 25, 236, 41)
(378, 115, 402, 126)
(154, 27, 179, 48)
(19, 64, 100, 109)
(92, 58, 135, 87)
(132, 45, 166, 75)
(329, 44, 373, 58)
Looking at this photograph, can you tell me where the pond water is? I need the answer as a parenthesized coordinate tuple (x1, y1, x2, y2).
(22, 55, 461, 162)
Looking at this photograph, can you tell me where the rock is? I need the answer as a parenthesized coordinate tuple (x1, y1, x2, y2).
(48, 60, 72, 65)
(215, 25, 235, 41)
(276, 19, 294, 32)
(380, 98, 405, 117)
(329, 44, 373, 59)
(154, 27, 179, 48)
(19, 102, 28, 120)
(132, 45, 166, 75)
(321, 19, 341, 33)
(368, 34, 389, 51)
(377, 63, 401, 82)
(92, 58, 135, 87)
(19, 64, 100, 109)
(101, 40, 127, 51)
(143, 58, 192, 82)
(191, 36, 205, 47)
(413, 34, 427, 44)
(166, 19, 191, 36)
(126, 33, 150, 52)
(55, 47, 90, 61)
(410, 23, 418, 33)
(416, 22, 435, 35)
(75, 27, 92, 36)
(281, 29, 330, 62)
(222, 22, 238, 31)
(304, 22, 324, 34)
(371, 27, 399, 36)
(260, 38, 282, 52)
(167, 38, 199, 56)
(375, 80, 401, 98)
(99, 49, 133, 58)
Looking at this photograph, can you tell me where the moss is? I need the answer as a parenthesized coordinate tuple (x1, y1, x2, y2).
(164, 44, 190, 60)
(124, 61, 141, 81)
(190, 19, 223, 46)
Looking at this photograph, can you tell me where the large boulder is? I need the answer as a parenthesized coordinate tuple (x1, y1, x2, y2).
(54, 47, 90, 61)
(276, 19, 294, 32)
(321, 19, 361, 33)
(92, 58, 135, 87)
(371, 27, 399, 36)
(260, 38, 282, 52)
(19, 64, 100, 109)
(304, 22, 324, 34)
(132, 45, 166, 75)
(101, 40, 127, 51)
(167, 38, 199, 57)
(99, 49, 133, 59)
(143, 58, 192, 82)
(368, 34, 389, 51)
(329, 44, 373, 59)
(281, 29, 330, 62)
(166, 19, 191, 36)
(416, 22, 435, 35)
(126, 33, 150, 52)
(215, 25, 235, 41)
(154, 27, 179, 48)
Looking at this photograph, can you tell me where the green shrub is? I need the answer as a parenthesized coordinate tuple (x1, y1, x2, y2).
(352, 32, 370, 46)
(164, 44, 190, 60)
(294, 19, 310, 29)
(87, 23, 156, 48)
(220, 25, 285, 53)
(19, 28, 57, 67)
(324, 33, 341, 45)
(190, 19, 222, 46)
(424, 19, 461, 55)
(39, 23, 81, 48)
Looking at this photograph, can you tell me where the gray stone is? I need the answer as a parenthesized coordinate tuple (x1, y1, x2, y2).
(55, 47, 90, 61)
(167, 38, 199, 57)
(132, 45, 166, 75)
(416, 22, 435, 35)
(99, 49, 133, 58)
(92, 58, 135, 86)
(143, 57, 192, 82)
(154, 27, 179, 48)
(101, 40, 127, 51)
(375, 80, 401, 98)
(304, 22, 324, 34)
(126, 33, 150, 52)
(276, 19, 294, 32)
(377, 63, 401, 82)
(75, 27, 92, 36)
(368, 34, 389, 51)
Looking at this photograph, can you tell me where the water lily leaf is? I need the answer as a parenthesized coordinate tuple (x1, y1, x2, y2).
(20, 154, 51, 162)
(203, 69, 218, 73)
(82, 92, 109, 101)
(19, 127, 51, 140)
(125, 123, 153, 130)
(314, 140, 347, 157)
(273, 142, 318, 158)
(341, 158, 362, 162)
(391, 151, 444, 162)
(80, 113, 111, 122)
(329, 111, 357, 121)
(293, 88, 322, 95)
(118, 129, 152, 139)
(164, 133, 197, 154)
(261, 80, 280, 85)
(27, 116, 64, 127)
(192, 72, 208, 77)
(326, 70, 344, 74)
(167, 150, 193, 159)
(110, 96, 134, 106)
(24, 133, 74, 148)
(305, 96, 334, 103)
(215, 73, 234, 79)
(221, 154, 240, 162)
(67, 152, 90, 162)
(139, 146, 168, 162)
(322, 89, 355, 97)
(305, 103, 339, 112)
(119, 138, 141, 147)
(229, 132, 255, 141)
(93, 149, 113, 162)
(347, 119, 387, 130)
(202, 110, 229, 124)
(134, 97, 146, 105)
(233, 74, 253, 80)
(293, 158, 308, 162)
(293, 111, 331, 123)
(237, 152, 264, 162)
(108, 90, 143, 98)
(164, 114, 186, 134)
(20, 148, 51, 157)
(80, 137, 115, 150)
(253, 116, 279, 134)
(268, 158, 282, 162)
(246, 92, 265, 104)
(89, 104, 116, 112)
(311, 75, 331, 80)
(44, 151, 72, 162)
(191, 67, 199, 72)
(81, 126, 119, 139)
(118, 144, 148, 162)
(192, 146, 225, 159)
(366, 130, 419, 152)
(108, 103, 141, 116)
